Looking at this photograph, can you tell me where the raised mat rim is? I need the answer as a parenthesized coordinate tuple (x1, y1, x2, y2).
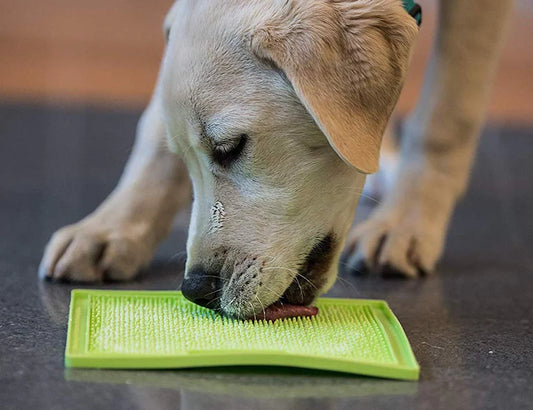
(65, 290, 419, 380)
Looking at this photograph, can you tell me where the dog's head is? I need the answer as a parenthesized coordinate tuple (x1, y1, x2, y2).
(161, 0, 417, 318)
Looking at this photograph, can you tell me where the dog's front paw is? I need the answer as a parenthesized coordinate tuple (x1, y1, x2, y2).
(39, 219, 153, 282)
(342, 203, 448, 278)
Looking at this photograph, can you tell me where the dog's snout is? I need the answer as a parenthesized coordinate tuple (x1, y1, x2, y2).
(181, 266, 220, 309)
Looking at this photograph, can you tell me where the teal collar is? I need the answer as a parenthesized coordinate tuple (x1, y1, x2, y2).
(403, 0, 422, 26)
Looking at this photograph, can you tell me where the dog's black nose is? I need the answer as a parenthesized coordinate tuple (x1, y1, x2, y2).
(181, 266, 220, 309)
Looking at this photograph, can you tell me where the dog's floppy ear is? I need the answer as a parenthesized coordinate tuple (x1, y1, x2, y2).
(251, 0, 418, 173)
(163, 1, 182, 42)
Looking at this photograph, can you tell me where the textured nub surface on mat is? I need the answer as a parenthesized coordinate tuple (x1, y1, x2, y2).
(87, 294, 396, 364)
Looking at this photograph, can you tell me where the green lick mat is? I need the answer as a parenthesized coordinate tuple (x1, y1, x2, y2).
(65, 290, 419, 380)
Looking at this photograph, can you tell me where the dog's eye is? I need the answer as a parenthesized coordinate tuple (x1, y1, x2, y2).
(212, 134, 248, 167)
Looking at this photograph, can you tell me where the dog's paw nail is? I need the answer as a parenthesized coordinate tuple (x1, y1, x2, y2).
(379, 264, 414, 279)
(50, 275, 70, 284)
(38, 264, 50, 280)
(417, 266, 433, 277)
(52, 264, 69, 282)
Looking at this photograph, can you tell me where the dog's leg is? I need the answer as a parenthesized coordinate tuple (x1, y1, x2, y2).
(39, 90, 191, 282)
(344, 0, 513, 277)
(362, 122, 399, 201)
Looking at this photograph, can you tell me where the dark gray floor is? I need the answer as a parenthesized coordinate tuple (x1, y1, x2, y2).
(0, 103, 532, 410)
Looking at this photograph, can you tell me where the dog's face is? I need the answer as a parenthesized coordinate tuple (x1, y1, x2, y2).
(160, 0, 417, 318)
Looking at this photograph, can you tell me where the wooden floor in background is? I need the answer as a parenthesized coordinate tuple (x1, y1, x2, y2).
(1, 0, 532, 123)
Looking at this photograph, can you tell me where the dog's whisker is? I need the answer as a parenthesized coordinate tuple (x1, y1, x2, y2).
(293, 276, 305, 303)
(324, 187, 382, 204)
(167, 250, 187, 262)
(192, 274, 228, 281)
(206, 295, 223, 310)
(263, 266, 298, 275)
(335, 274, 360, 295)
(253, 274, 283, 304)
(294, 272, 317, 289)
(264, 266, 318, 290)
(222, 295, 237, 312)
(202, 288, 223, 298)
(247, 301, 257, 321)
(338, 260, 369, 279)
(254, 293, 266, 319)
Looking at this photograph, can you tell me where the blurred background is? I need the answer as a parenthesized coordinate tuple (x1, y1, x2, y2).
(1, 0, 532, 122)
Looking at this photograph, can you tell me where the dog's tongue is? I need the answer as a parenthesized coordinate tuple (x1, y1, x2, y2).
(253, 303, 318, 321)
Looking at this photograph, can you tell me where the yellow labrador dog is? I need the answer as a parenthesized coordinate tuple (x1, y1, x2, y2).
(40, 0, 512, 319)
